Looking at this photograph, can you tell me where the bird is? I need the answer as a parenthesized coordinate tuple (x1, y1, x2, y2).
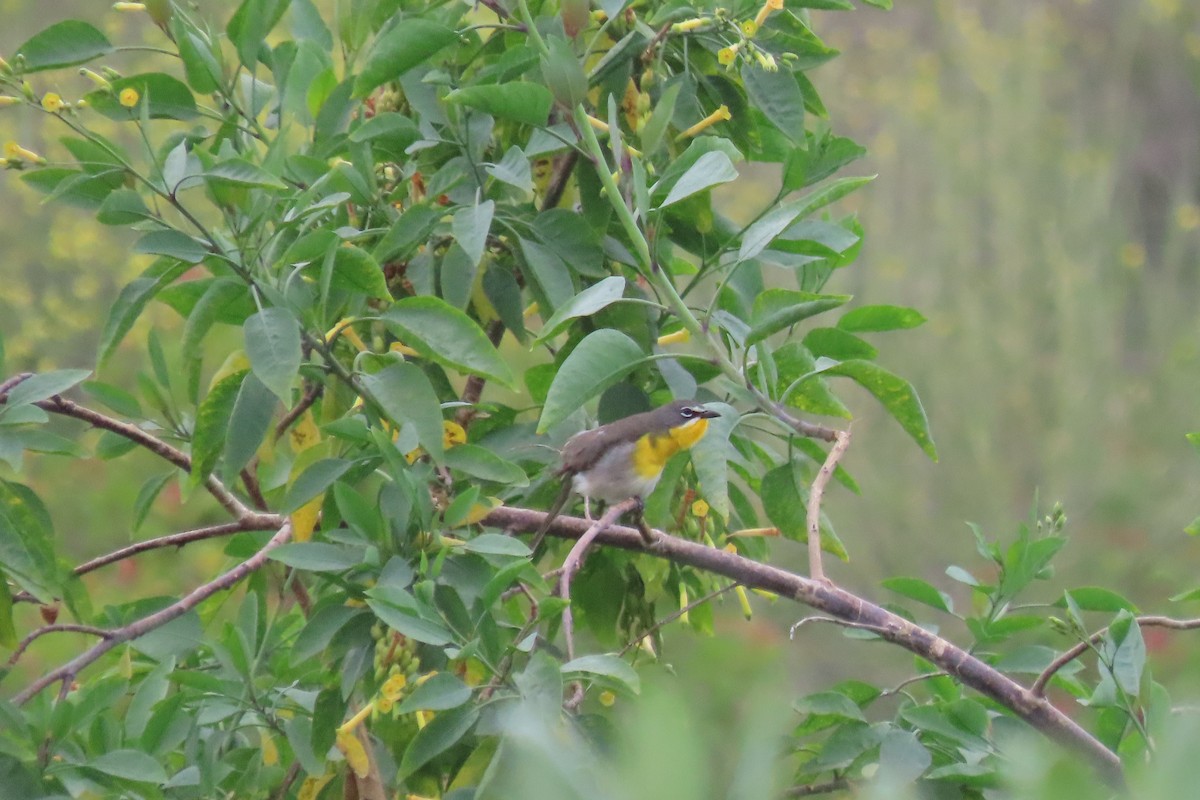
(530, 400, 720, 552)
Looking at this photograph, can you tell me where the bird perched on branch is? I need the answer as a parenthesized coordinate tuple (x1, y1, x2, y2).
(530, 400, 720, 551)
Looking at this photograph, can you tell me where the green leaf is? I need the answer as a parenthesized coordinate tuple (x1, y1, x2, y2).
(443, 444, 528, 487)
(535, 276, 627, 344)
(227, 0, 288, 68)
(486, 146, 534, 192)
(244, 307, 302, 404)
(838, 305, 927, 332)
(133, 472, 173, 532)
(204, 159, 289, 190)
(190, 370, 246, 484)
(462, 533, 530, 557)
(803, 327, 877, 361)
(825, 360, 937, 460)
(561, 654, 641, 694)
(794, 691, 866, 721)
(0, 480, 63, 602)
(15, 20, 113, 71)
(281, 459, 354, 514)
(383, 297, 515, 388)
(1054, 587, 1137, 613)
(331, 245, 390, 300)
(447, 82, 553, 126)
(373, 204, 440, 263)
(98, 260, 189, 365)
(519, 236, 575, 311)
(451, 200, 495, 267)
(367, 597, 453, 646)
(359, 362, 445, 463)
(87, 749, 168, 784)
(88, 73, 199, 121)
(2, 369, 91, 411)
(746, 290, 851, 346)
(742, 64, 805, 143)
(222, 373, 276, 478)
(399, 705, 479, 778)
(783, 133, 866, 192)
(0, 572, 15, 649)
(689, 402, 736, 519)
(97, 189, 152, 226)
(775, 342, 851, 418)
(268, 542, 363, 572)
(881, 577, 953, 613)
(133, 230, 208, 264)
(1107, 611, 1145, 695)
(540, 35, 587, 108)
(740, 177, 874, 261)
(354, 20, 459, 98)
(398, 673, 473, 713)
(760, 463, 848, 560)
(656, 151, 738, 209)
(538, 329, 646, 433)
(82, 380, 141, 418)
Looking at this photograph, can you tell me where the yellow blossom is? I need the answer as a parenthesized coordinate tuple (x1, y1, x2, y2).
(679, 583, 690, 624)
(79, 68, 111, 89)
(382, 673, 408, 700)
(599, 691, 616, 707)
(691, 498, 709, 518)
(717, 44, 740, 66)
(390, 341, 420, 357)
(113, 2, 147, 10)
(754, 0, 784, 28)
(735, 584, 753, 620)
(676, 105, 732, 140)
(376, 696, 394, 714)
(656, 328, 691, 346)
(40, 93, 64, 112)
(119, 87, 139, 107)
(740, 20, 758, 37)
(753, 49, 778, 72)
(3, 141, 44, 163)
(336, 729, 371, 778)
(0, 96, 21, 107)
(443, 420, 467, 448)
(671, 17, 711, 33)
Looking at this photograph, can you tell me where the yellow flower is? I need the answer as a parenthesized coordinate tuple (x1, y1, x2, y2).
(599, 691, 616, 707)
(113, 2, 147, 10)
(691, 498, 710, 518)
(40, 93, 64, 112)
(382, 673, 408, 700)
(671, 17, 711, 33)
(656, 328, 691, 346)
(717, 45, 740, 66)
(740, 20, 758, 37)
(3, 141, 44, 163)
(676, 105, 732, 140)
(442, 420, 467, 449)
(0, 95, 21, 107)
(79, 68, 111, 89)
(119, 87, 139, 107)
(754, 0, 785, 28)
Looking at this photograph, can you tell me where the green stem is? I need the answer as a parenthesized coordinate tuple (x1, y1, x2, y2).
(515, 0, 550, 56)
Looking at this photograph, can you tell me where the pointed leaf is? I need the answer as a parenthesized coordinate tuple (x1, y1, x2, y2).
(447, 82, 553, 126)
(746, 290, 851, 346)
(383, 297, 515, 388)
(98, 260, 189, 365)
(825, 360, 937, 460)
(451, 200, 495, 267)
(538, 329, 645, 433)
(398, 673, 473, 713)
(399, 705, 479, 778)
(359, 363, 445, 463)
(838, 305, 927, 332)
(331, 245, 390, 300)
(354, 20, 458, 98)
(657, 151, 738, 209)
(534, 276, 627, 344)
(16, 20, 112, 72)
(243, 308, 302, 404)
(191, 370, 246, 483)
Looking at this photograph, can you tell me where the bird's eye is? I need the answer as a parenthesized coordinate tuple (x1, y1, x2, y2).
(680, 407, 696, 419)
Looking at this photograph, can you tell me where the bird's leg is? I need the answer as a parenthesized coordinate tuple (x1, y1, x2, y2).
(583, 495, 594, 520)
(631, 496, 654, 544)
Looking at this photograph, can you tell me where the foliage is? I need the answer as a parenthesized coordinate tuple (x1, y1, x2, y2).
(0, 1, 1196, 798)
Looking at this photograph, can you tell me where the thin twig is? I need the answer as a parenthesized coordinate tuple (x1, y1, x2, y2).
(558, 498, 641, 661)
(789, 615, 888, 638)
(14, 521, 293, 705)
(806, 429, 851, 583)
(456, 320, 506, 428)
(880, 671, 949, 698)
(1032, 615, 1200, 696)
(0, 372, 34, 397)
(72, 519, 281, 577)
(274, 382, 323, 443)
(6, 624, 111, 667)
(540, 151, 578, 211)
(31, 393, 254, 520)
(618, 582, 739, 656)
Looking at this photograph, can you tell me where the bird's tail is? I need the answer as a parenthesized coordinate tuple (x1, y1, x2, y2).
(528, 479, 572, 556)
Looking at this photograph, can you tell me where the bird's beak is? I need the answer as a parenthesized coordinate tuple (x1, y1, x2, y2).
(696, 407, 721, 419)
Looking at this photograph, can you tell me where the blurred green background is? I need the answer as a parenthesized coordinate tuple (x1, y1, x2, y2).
(1, 0, 1198, 694)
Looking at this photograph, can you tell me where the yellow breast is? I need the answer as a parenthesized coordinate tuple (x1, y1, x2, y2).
(632, 417, 710, 479)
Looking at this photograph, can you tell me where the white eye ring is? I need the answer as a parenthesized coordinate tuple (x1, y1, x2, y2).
(680, 407, 696, 419)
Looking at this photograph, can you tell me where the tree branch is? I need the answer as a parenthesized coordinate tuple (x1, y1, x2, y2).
(485, 505, 1124, 786)
(558, 498, 641, 661)
(1032, 614, 1200, 696)
(13, 521, 293, 705)
(807, 429, 851, 582)
(783, 778, 851, 797)
(73, 519, 282, 576)
(6, 624, 110, 668)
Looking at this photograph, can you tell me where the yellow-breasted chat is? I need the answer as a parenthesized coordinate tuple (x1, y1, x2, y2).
(531, 400, 720, 550)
